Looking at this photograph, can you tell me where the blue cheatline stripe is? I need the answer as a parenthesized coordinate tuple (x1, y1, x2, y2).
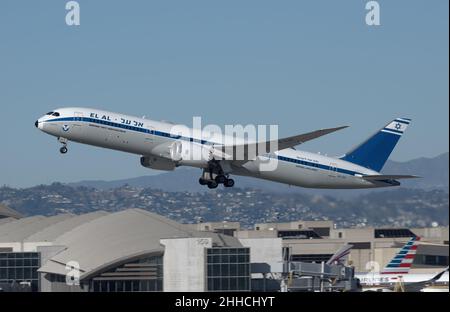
(47, 117, 212, 145)
(275, 155, 362, 176)
(46, 117, 366, 177)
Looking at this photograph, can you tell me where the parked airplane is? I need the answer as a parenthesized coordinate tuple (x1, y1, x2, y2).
(326, 244, 353, 265)
(35, 107, 418, 189)
(356, 237, 449, 292)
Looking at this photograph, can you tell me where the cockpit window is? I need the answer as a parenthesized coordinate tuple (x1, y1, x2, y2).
(52, 112, 60, 116)
(46, 112, 54, 115)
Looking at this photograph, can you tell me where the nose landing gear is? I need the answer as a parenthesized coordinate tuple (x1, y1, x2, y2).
(58, 137, 68, 154)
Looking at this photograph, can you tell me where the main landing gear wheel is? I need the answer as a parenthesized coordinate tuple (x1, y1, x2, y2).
(224, 178, 235, 187)
(215, 175, 227, 184)
(207, 181, 218, 189)
(60, 146, 68, 154)
(200, 159, 236, 189)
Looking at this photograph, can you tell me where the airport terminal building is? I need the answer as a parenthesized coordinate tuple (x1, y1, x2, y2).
(0, 204, 448, 292)
(0, 208, 251, 292)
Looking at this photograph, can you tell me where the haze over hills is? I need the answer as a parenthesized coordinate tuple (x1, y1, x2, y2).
(69, 153, 449, 196)
(1, 153, 447, 228)
(0, 184, 447, 229)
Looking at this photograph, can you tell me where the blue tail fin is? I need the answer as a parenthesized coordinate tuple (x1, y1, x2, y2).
(341, 118, 411, 171)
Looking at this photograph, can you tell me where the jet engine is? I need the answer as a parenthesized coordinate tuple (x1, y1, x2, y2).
(140, 155, 176, 171)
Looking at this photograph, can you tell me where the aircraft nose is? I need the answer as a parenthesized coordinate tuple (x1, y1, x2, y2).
(35, 120, 38, 128)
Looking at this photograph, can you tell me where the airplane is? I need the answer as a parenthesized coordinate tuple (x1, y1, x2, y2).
(355, 237, 449, 292)
(326, 244, 353, 265)
(35, 107, 419, 189)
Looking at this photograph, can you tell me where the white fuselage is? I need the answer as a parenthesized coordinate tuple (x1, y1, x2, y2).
(356, 272, 449, 289)
(36, 107, 394, 189)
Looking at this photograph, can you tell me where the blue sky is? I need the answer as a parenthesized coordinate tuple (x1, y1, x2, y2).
(0, 1, 448, 187)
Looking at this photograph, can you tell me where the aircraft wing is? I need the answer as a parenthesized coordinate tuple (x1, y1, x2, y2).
(361, 175, 421, 181)
(215, 126, 348, 161)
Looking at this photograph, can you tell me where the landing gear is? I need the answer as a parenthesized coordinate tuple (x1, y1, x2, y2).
(215, 175, 227, 184)
(58, 137, 68, 154)
(207, 181, 218, 189)
(224, 178, 235, 188)
(198, 159, 236, 189)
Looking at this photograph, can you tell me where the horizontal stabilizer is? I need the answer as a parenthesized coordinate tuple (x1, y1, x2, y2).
(362, 174, 421, 181)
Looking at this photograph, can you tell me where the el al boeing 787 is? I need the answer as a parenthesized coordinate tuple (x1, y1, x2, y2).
(35, 107, 418, 189)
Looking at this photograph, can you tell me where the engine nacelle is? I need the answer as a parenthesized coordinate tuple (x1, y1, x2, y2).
(140, 156, 176, 171)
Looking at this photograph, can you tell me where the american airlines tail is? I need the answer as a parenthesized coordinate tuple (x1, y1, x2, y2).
(356, 236, 449, 291)
(381, 236, 420, 275)
(341, 118, 411, 172)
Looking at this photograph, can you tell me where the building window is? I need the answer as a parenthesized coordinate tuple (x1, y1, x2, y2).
(374, 229, 416, 238)
(214, 228, 236, 237)
(311, 227, 330, 237)
(414, 255, 449, 267)
(290, 254, 333, 263)
(0, 252, 40, 291)
(349, 242, 371, 249)
(206, 248, 250, 292)
(277, 230, 321, 239)
(89, 255, 163, 292)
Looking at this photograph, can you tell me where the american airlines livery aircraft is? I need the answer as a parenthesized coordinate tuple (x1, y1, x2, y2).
(356, 237, 449, 292)
(35, 107, 418, 189)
